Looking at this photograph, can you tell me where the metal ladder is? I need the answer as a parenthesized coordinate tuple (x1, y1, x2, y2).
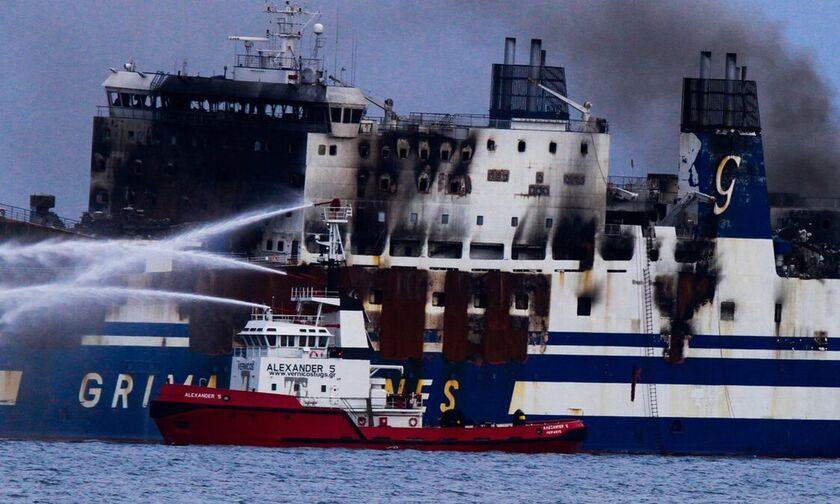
(642, 226, 659, 418)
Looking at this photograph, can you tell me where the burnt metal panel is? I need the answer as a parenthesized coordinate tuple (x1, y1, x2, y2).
(489, 64, 570, 120)
(379, 268, 427, 360)
(156, 75, 327, 104)
(681, 78, 760, 132)
(442, 270, 471, 362)
(481, 271, 527, 364)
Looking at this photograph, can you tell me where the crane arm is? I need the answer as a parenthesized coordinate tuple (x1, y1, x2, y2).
(527, 78, 591, 118)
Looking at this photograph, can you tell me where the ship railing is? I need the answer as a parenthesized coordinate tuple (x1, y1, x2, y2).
(0, 202, 81, 231)
(249, 253, 298, 267)
(251, 312, 322, 325)
(372, 113, 608, 133)
(320, 206, 352, 223)
(234, 54, 321, 71)
(96, 106, 329, 133)
(291, 287, 339, 300)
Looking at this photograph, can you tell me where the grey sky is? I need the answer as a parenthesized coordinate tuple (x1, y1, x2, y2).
(2, 0, 839, 217)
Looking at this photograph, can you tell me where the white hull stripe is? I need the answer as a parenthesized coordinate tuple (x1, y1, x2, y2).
(508, 381, 840, 421)
(81, 335, 190, 347)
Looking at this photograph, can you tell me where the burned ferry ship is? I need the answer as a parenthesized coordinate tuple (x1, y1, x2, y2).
(2, 3, 839, 456)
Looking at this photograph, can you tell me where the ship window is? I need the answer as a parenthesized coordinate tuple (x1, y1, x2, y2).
(549, 141, 557, 154)
(308, 336, 317, 347)
(461, 147, 472, 162)
(511, 217, 519, 227)
(577, 297, 592, 316)
(378, 211, 386, 223)
(487, 169, 509, 182)
(319, 336, 328, 347)
(370, 289, 383, 305)
(476, 215, 484, 226)
(379, 175, 391, 191)
(267, 328, 277, 332)
(329, 145, 337, 156)
(441, 214, 449, 225)
(775, 303, 782, 323)
(514, 294, 529, 310)
(351, 109, 363, 123)
(272, 383, 277, 391)
(420, 147, 429, 160)
(321, 385, 327, 393)
(721, 301, 736, 321)
(331, 107, 341, 122)
(342, 108, 352, 124)
(432, 292, 446, 307)
(318, 145, 326, 155)
(299, 329, 307, 333)
(294, 384, 300, 392)
(486, 139, 496, 151)
(580, 142, 589, 155)
(417, 173, 430, 193)
(266, 240, 273, 251)
(127, 130, 135, 141)
(279, 336, 287, 346)
(359, 143, 370, 159)
(267, 335, 276, 346)
(170, 135, 177, 145)
(518, 140, 526, 152)
(133, 159, 143, 175)
(381, 146, 390, 159)
(536, 172, 544, 184)
(441, 146, 451, 161)
(299, 337, 308, 346)
(254, 141, 262, 152)
(473, 293, 487, 309)
(277, 241, 285, 252)
(546, 218, 553, 228)
(410, 212, 418, 225)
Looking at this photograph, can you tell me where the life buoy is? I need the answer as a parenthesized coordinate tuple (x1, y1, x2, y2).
(309, 351, 318, 358)
(408, 417, 418, 427)
(358, 416, 367, 426)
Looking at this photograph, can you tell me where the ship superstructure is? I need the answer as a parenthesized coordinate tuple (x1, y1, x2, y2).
(2, 3, 839, 456)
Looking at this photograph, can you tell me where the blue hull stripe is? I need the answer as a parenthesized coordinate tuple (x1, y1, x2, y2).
(101, 322, 190, 337)
(549, 331, 831, 352)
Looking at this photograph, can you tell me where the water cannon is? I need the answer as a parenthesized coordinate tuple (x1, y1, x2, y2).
(528, 78, 592, 121)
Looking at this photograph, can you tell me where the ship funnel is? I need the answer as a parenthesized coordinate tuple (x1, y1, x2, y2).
(504, 37, 516, 65)
(700, 51, 711, 79)
(529, 38, 542, 66)
(725, 53, 737, 80)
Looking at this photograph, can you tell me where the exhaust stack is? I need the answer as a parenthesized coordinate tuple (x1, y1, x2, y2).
(504, 37, 516, 65)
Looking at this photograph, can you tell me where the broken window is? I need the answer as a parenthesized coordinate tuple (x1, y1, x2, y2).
(379, 175, 391, 192)
(518, 140, 526, 152)
(545, 218, 553, 228)
(318, 144, 326, 155)
(577, 297, 592, 316)
(580, 142, 589, 155)
(266, 240, 273, 251)
(419, 148, 429, 160)
(476, 215, 484, 226)
(369, 289, 383, 305)
(461, 147, 472, 162)
(511, 217, 519, 227)
(432, 292, 446, 307)
(399, 147, 408, 159)
(486, 139, 496, 151)
(417, 173, 431, 193)
(441, 147, 451, 161)
(329, 145, 337, 156)
(473, 293, 487, 309)
(774, 303, 782, 323)
(358, 143, 370, 158)
(441, 214, 449, 225)
(381, 146, 390, 159)
(720, 301, 735, 321)
(514, 294, 529, 310)
(549, 141, 557, 154)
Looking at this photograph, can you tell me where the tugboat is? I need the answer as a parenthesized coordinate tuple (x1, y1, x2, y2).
(150, 204, 586, 453)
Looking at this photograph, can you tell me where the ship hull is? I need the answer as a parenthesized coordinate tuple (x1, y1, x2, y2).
(149, 385, 586, 453)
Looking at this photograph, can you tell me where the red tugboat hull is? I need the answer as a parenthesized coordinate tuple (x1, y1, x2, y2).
(150, 385, 586, 453)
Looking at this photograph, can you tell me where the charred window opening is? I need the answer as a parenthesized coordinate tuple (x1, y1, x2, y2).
(417, 172, 431, 193)
(398, 139, 409, 159)
(564, 174, 585, 185)
(545, 218, 553, 229)
(265, 240, 273, 251)
(469, 243, 504, 260)
(165, 162, 176, 177)
(720, 301, 735, 321)
(476, 215, 484, 226)
(774, 303, 782, 323)
(473, 293, 487, 309)
(432, 292, 446, 307)
(329, 145, 337, 156)
(549, 141, 557, 154)
(580, 142, 589, 155)
(536, 172, 544, 184)
(514, 294, 529, 310)
(517, 140, 526, 153)
(577, 297, 592, 316)
(104, 129, 111, 140)
(358, 143, 370, 158)
(447, 175, 469, 195)
(93, 189, 109, 206)
(428, 241, 462, 258)
(318, 144, 326, 155)
(441, 146, 451, 161)
(410, 212, 418, 225)
(512, 245, 545, 260)
(487, 139, 496, 151)
(356, 172, 368, 197)
(369, 289, 383, 305)
(815, 331, 828, 351)
(381, 146, 391, 159)
(461, 147, 473, 162)
(419, 147, 429, 160)
(441, 214, 449, 225)
(600, 231, 635, 261)
(511, 217, 519, 227)
(390, 239, 421, 257)
(330, 107, 341, 122)
(127, 130, 135, 142)
(93, 153, 106, 172)
(487, 169, 509, 182)
(399, 147, 408, 159)
(379, 175, 391, 192)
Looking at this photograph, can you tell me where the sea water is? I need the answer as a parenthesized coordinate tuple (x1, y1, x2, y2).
(1, 440, 838, 503)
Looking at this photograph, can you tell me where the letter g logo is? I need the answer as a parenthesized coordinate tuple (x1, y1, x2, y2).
(714, 155, 740, 215)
